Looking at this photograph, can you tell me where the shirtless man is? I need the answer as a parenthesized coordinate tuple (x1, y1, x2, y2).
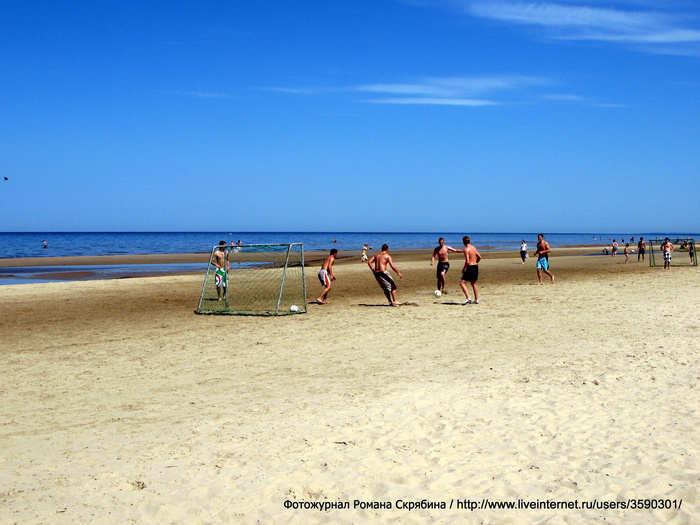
(430, 237, 459, 294)
(368, 244, 403, 306)
(535, 234, 555, 284)
(661, 237, 674, 269)
(317, 248, 338, 304)
(210, 240, 230, 300)
(637, 237, 646, 262)
(459, 236, 482, 304)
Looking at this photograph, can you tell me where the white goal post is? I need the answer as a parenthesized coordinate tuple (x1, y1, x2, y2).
(196, 243, 307, 315)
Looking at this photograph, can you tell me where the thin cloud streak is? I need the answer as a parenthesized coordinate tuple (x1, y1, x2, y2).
(271, 75, 619, 108)
(171, 90, 235, 99)
(356, 75, 552, 105)
(467, 1, 700, 46)
(363, 97, 497, 106)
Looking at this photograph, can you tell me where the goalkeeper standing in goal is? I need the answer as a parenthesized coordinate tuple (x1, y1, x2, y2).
(210, 241, 230, 301)
(317, 249, 338, 304)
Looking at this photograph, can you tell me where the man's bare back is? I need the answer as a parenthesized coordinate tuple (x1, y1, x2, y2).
(462, 244, 481, 266)
(368, 244, 403, 306)
(370, 251, 392, 272)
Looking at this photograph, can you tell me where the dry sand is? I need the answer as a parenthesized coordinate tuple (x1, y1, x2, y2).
(1, 249, 698, 524)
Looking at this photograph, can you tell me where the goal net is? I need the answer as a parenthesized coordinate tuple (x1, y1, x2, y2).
(648, 238, 697, 267)
(196, 243, 307, 315)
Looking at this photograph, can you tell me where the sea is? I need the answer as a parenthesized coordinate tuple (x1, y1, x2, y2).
(0, 231, 696, 285)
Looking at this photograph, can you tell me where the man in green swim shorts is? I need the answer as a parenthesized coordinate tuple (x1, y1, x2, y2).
(210, 240, 230, 300)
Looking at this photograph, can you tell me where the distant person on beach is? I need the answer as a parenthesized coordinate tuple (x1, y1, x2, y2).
(361, 244, 369, 263)
(368, 244, 403, 306)
(689, 241, 695, 265)
(637, 237, 646, 262)
(535, 234, 555, 284)
(519, 240, 528, 264)
(611, 240, 618, 257)
(42, 240, 47, 249)
(661, 237, 674, 270)
(459, 236, 482, 304)
(210, 241, 230, 300)
(430, 237, 459, 294)
(316, 249, 338, 304)
(624, 243, 630, 263)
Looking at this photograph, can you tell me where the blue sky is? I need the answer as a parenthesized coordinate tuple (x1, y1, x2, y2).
(1, 0, 699, 233)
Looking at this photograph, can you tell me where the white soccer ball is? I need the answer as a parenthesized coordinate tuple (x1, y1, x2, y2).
(289, 305, 299, 312)
(434, 290, 442, 297)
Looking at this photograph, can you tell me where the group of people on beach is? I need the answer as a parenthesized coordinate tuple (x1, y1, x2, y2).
(605, 236, 693, 268)
(316, 234, 556, 307)
(210, 233, 691, 307)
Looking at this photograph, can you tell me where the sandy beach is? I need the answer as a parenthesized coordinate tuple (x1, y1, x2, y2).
(1, 248, 698, 524)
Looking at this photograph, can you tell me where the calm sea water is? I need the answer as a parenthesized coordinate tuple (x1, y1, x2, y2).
(3, 231, 694, 259)
(1, 231, 696, 285)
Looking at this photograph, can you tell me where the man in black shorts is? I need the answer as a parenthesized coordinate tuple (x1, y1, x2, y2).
(430, 237, 459, 294)
(637, 237, 646, 262)
(459, 236, 482, 305)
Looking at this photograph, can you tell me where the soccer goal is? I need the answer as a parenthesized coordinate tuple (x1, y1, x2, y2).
(196, 243, 307, 315)
(648, 238, 697, 267)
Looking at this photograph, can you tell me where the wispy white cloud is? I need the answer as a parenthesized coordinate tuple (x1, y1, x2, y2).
(356, 75, 551, 105)
(540, 93, 585, 101)
(270, 75, 618, 107)
(171, 90, 235, 99)
(364, 97, 497, 106)
(465, 1, 700, 51)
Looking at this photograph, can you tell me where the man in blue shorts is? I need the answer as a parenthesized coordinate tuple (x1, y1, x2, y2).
(535, 234, 555, 284)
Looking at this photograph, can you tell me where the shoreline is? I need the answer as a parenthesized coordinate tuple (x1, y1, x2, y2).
(0, 246, 612, 285)
(0, 245, 606, 268)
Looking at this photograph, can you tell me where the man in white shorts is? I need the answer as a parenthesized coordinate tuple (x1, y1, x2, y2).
(661, 237, 674, 270)
(317, 249, 338, 303)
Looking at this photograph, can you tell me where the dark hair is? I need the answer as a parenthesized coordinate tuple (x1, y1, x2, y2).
(382, 244, 389, 251)
(218, 240, 227, 246)
(462, 236, 470, 245)
(330, 248, 338, 255)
